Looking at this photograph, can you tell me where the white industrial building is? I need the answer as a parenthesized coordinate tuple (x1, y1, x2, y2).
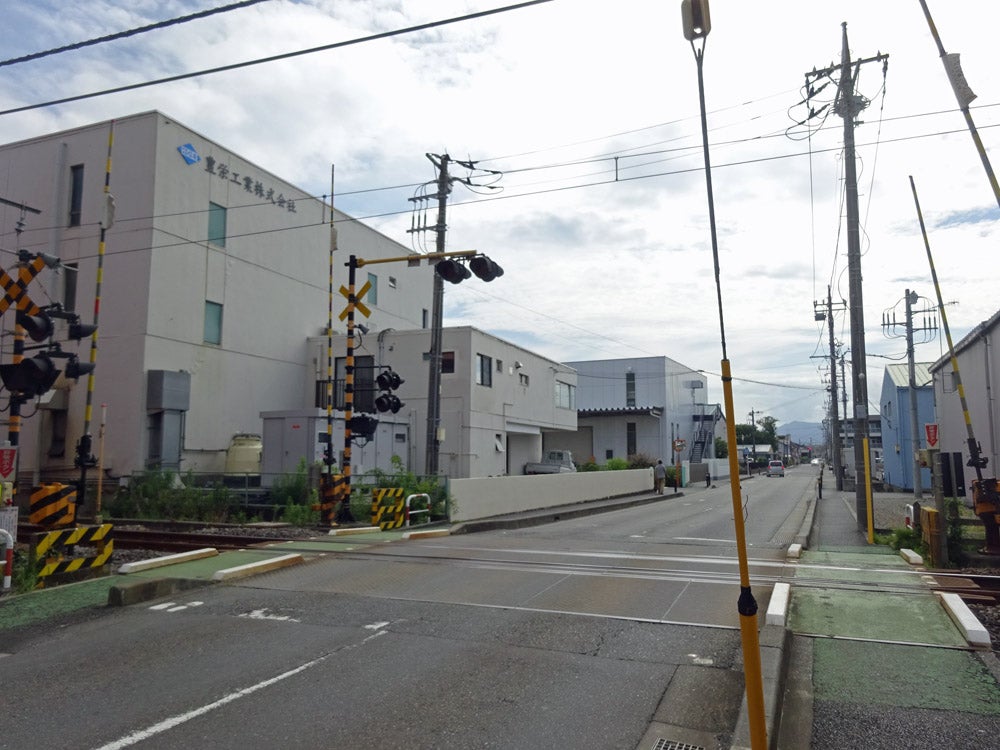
(562, 356, 723, 478)
(0, 111, 577, 494)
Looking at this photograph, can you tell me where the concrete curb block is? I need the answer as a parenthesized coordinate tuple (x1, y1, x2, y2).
(403, 528, 451, 539)
(766, 583, 791, 627)
(786, 543, 802, 559)
(327, 526, 381, 536)
(936, 591, 992, 649)
(116, 548, 219, 574)
(899, 548, 923, 565)
(108, 577, 212, 606)
(211, 553, 304, 581)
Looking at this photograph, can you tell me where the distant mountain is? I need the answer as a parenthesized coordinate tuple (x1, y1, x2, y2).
(778, 421, 825, 446)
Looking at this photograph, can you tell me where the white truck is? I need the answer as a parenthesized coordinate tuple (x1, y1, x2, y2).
(524, 450, 577, 475)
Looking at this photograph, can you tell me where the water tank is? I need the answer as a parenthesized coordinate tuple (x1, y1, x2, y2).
(225, 434, 262, 474)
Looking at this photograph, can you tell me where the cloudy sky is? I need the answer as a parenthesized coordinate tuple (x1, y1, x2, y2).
(0, 0, 997, 431)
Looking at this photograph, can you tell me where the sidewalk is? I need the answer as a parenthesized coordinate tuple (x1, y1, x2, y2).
(776, 486, 1000, 750)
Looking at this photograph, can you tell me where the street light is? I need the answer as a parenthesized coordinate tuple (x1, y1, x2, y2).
(681, 2, 766, 747)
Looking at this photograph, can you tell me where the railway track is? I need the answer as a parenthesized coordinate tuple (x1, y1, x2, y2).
(17, 521, 311, 553)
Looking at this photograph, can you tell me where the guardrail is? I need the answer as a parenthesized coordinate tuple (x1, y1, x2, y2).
(405, 494, 431, 526)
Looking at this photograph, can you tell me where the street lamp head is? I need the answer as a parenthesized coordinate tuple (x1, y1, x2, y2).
(681, 0, 711, 41)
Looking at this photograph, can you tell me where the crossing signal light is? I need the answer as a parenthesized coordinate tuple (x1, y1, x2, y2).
(64, 356, 95, 380)
(435, 259, 471, 284)
(375, 393, 403, 413)
(0, 353, 59, 396)
(376, 370, 403, 391)
(436, 256, 504, 284)
(470, 256, 504, 282)
(375, 368, 404, 413)
(348, 415, 378, 439)
(16, 311, 53, 342)
(68, 322, 98, 340)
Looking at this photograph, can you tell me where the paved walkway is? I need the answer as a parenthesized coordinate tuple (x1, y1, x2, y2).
(777, 485, 1000, 750)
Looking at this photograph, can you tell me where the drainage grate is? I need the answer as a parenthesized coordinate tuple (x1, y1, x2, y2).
(651, 741, 705, 750)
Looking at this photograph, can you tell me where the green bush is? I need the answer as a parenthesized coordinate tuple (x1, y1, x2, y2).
(358, 455, 448, 521)
(578, 460, 600, 472)
(108, 469, 231, 521)
(281, 502, 320, 526)
(269, 459, 312, 506)
(604, 458, 630, 471)
(628, 453, 656, 469)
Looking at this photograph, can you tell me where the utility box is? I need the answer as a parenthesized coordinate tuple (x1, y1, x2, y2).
(260, 409, 411, 486)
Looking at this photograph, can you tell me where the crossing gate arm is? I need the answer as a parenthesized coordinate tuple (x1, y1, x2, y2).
(405, 493, 431, 527)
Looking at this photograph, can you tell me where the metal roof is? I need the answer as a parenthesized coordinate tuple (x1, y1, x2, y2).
(883, 362, 934, 389)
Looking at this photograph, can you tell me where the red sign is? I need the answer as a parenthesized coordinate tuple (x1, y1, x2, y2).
(925, 423, 939, 448)
(0, 447, 17, 479)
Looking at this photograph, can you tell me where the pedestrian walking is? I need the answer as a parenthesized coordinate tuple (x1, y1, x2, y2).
(705, 472, 711, 488)
(654, 460, 667, 494)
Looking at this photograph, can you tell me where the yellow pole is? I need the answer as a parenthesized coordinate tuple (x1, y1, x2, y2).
(721, 359, 767, 748)
(685, 5, 766, 742)
(864, 437, 874, 543)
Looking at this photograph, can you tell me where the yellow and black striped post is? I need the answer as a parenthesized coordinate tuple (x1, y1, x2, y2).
(76, 121, 114, 511)
(32, 523, 114, 581)
(370, 488, 405, 530)
(29, 482, 76, 527)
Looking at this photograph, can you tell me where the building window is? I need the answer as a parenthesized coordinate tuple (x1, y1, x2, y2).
(63, 262, 78, 313)
(367, 273, 378, 305)
(496, 359, 503, 372)
(208, 202, 227, 247)
(69, 164, 84, 226)
(204, 301, 223, 344)
(442, 351, 455, 374)
(333, 355, 374, 412)
(476, 354, 493, 386)
(627, 422, 637, 456)
(555, 381, 576, 409)
(626, 371, 636, 407)
(519, 373, 529, 386)
(388, 276, 397, 289)
(422, 309, 429, 328)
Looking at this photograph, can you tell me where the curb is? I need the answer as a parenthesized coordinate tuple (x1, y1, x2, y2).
(116, 548, 219, 574)
(211, 553, 304, 581)
(108, 577, 213, 607)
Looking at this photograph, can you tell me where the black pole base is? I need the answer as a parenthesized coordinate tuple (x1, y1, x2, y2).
(334, 501, 356, 525)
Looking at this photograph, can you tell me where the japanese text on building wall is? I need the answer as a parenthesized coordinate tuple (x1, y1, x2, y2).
(203, 156, 297, 213)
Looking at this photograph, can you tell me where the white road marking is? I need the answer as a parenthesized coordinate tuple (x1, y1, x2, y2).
(238, 608, 300, 622)
(91, 627, 387, 750)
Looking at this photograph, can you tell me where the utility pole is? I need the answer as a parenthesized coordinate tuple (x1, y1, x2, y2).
(806, 24, 888, 531)
(410, 153, 500, 476)
(815, 286, 846, 490)
(423, 153, 450, 477)
(881, 289, 938, 501)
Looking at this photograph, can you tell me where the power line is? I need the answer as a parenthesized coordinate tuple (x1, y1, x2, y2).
(0, 0, 555, 117)
(0, 0, 272, 68)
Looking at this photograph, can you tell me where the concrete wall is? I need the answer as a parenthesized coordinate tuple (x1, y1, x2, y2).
(449, 468, 653, 522)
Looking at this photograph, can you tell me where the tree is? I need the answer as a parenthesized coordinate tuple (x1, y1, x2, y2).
(714, 437, 728, 458)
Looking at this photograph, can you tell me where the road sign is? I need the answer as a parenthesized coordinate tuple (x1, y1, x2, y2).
(0, 446, 17, 480)
(925, 423, 939, 448)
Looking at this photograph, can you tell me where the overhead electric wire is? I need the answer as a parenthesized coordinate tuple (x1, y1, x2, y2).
(0, 0, 555, 117)
(0, 0, 272, 68)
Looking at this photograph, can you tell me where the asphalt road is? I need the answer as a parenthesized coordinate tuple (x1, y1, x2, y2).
(1, 469, 814, 750)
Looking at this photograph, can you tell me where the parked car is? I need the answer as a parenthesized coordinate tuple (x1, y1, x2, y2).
(766, 460, 785, 477)
(524, 450, 577, 475)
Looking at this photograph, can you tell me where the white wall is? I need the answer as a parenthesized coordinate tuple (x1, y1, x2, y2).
(449, 468, 654, 522)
